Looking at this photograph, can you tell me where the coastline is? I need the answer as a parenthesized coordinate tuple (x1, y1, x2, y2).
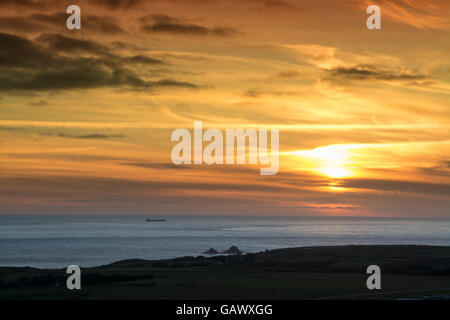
(2, 245, 450, 300)
(2, 215, 450, 269)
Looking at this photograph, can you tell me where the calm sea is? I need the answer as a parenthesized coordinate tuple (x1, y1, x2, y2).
(0, 215, 449, 268)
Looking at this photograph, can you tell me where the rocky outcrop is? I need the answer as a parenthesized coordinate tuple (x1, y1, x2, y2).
(223, 245, 243, 254)
(203, 248, 219, 254)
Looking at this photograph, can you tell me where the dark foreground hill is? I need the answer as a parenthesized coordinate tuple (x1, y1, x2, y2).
(1, 245, 450, 300)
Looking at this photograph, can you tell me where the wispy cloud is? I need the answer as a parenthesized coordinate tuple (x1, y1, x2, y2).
(29, 100, 48, 106)
(57, 133, 125, 139)
(0, 12, 126, 34)
(359, 0, 450, 30)
(140, 14, 241, 36)
(92, 0, 143, 9)
(326, 65, 427, 82)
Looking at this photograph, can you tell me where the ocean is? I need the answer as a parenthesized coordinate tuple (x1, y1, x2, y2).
(1, 215, 449, 268)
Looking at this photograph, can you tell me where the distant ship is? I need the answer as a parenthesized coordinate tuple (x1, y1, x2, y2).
(146, 218, 166, 222)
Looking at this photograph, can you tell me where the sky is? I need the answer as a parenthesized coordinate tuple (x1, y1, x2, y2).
(0, 0, 449, 217)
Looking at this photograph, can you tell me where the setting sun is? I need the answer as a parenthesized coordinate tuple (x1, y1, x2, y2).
(319, 167, 351, 179)
(289, 144, 354, 178)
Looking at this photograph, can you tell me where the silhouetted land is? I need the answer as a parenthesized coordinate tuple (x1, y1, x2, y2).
(1, 245, 450, 300)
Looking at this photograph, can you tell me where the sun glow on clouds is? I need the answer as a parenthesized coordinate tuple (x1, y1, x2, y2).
(290, 145, 354, 178)
(288, 141, 450, 182)
(0, 0, 449, 216)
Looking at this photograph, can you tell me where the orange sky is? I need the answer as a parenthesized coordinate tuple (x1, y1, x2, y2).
(0, 0, 449, 216)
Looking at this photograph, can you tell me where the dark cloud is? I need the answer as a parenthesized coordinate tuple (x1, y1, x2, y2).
(84, 15, 127, 35)
(0, 174, 296, 199)
(0, 32, 56, 69)
(123, 161, 264, 175)
(338, 178, 450, 196)
(110, 41, 146, 51)
(0, 65, 196, 91)
(37, 34, 164, 66)
(417, 161, 450, 176)
(57, 133, 125, 139)
(122, 55, 164, 65)
(139, 14, 177, 24)
(2, 0, 43, 8)
(210, 27, 241, 36)
(327, 65, 428, 82)
(263, 1, 300, 12)
(1, 130, 124, 139)
(156, 52, 210, 62)
(3, 151, 131, 162)
(92, 0, 143, 9)
(0, 32, 196, 92)
(277, 70, 301, 78)
(244, 88, 298, 98)
(140, 14, 241, 36)
(124, 161, 188, 170)
(243, 89, 261, 98)
(3, 0, 142, 10)
(30, 100, 48, 106)
(37, 33, 110, 55)
(0, 13, 126, 35)
(0, 15, 49, 32)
